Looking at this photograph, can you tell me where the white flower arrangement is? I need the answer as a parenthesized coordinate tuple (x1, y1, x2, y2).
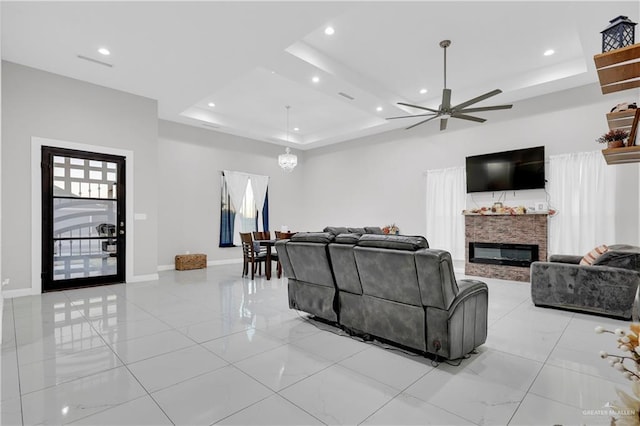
(596, 324, 640, 425)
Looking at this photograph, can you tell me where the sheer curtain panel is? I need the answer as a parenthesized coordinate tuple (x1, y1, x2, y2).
(250, 174, 269, 231)
(221, 170, 270, 246)
(548, 151, 616, 255)
(426, 166, 466, 261)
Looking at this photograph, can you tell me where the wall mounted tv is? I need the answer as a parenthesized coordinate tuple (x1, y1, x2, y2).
(465, 146, 545, 193)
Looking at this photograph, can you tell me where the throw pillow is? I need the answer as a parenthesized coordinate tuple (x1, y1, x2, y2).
(579, 244, 609, 266)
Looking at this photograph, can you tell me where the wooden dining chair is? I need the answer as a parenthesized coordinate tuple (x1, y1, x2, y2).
(240, 232, 266, 280)
(253, 231, 279, 276)
(274, 231, 296, 278)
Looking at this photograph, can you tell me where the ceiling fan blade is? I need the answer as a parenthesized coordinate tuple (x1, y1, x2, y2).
(452, 113, 486, 123)
(397, 102, 440, 114)
(441, 88, 452, 110)
(458, 104, 513, 114)
(405, 115, 440, 130)
(452, 89, 502, 110)
(440, 117, 448, 131)
(386, 113, 436, 120)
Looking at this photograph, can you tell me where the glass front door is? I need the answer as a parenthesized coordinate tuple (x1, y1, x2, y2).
(41, 147, 126, 291)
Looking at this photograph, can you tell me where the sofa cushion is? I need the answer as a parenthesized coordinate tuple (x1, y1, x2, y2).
(608, 244, 640, 252)
(347, 227, 366, 234)
(291, 232, 335, 244)
(357, 234, 429, 251)
(335, 233, 361, 244)
(364, 226, 384, 234)
(592, 250, 640, 271)
(323, 226, 349, 235)
(579, 244, 609, 266)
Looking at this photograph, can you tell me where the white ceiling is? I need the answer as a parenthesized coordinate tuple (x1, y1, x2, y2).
(2, 1, 639, 150)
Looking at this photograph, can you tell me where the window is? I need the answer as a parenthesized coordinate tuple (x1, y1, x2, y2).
(219, 171, 269, 247)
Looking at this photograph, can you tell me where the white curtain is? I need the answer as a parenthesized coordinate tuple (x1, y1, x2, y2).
(250, 174, 269, 229)
(426, 166, 466, 261)
(548, 151, 616, 255)
(223, 170, 250, 246)
(223, 170, 250, 213)
(223, 170, 270, 245)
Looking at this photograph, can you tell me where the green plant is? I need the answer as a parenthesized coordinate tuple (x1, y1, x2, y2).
(597, 129, 630, 144)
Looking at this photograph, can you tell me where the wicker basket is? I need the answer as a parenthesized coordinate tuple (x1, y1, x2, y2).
(175, 254, 207, 271)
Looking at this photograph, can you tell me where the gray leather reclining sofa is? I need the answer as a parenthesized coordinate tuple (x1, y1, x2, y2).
(275, 227, 489, 360)
(531, 244, 640, 319)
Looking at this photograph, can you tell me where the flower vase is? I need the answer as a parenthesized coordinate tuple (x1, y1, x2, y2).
(608, 140, 625, 149)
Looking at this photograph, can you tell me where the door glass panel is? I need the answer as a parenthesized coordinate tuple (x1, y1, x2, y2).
(49, 154, 121, 283)
(53, 198, 116, 236)
(53, 238, 117, 280)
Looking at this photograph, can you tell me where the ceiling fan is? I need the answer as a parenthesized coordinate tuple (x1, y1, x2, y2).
(387, 40, 512, 131)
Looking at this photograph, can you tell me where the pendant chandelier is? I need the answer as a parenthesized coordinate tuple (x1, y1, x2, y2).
(278, 105, 297, 172)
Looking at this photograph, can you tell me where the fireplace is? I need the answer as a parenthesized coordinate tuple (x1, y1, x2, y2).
(469, 242, 539, 267)
(465, 214, 547, 282)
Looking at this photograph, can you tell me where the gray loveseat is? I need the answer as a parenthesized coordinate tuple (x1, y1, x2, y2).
(530, 244, 640, 319)
(276, 231, 489, 360)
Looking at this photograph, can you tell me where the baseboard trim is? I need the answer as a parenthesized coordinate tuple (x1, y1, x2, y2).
(209, 258, 243, 266)
(3, 288, 37, 299)
(127, 273, 159, 283)
(158, 258, 242, 271)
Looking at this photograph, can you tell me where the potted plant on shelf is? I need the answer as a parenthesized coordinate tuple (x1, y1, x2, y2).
(597, 129, 630, 148)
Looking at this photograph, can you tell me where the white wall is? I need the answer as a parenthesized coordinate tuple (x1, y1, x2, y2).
(301, 83, 640, 251)
(1, 61, 159, 293)
(3, 58, 639, 289)
(157, 120, 305, 267)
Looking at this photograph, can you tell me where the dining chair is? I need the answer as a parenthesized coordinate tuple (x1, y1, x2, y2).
(240, 232, 266, 280)
(274, 231, 297, 278)
(253, 231, 279, 277)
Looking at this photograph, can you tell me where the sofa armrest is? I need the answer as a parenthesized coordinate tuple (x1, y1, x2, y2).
(425, 279, 488, 359)
(448, 279, 488, 314)
(531, 261, 640, 319)
(548, 254, 582, 264)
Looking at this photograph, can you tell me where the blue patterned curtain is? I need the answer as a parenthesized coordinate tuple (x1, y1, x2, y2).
(262, 189, 269, 232)
(219, 174, 236, 247)
(219, 173, 270, 247)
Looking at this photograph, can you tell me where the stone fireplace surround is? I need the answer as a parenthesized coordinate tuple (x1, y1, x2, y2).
(465, 214, 548, 282)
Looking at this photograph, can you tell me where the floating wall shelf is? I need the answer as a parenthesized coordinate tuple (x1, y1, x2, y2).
(607, 109, 637, 130)
(594, 43, 640, 94)
(601, 145, 640, 165)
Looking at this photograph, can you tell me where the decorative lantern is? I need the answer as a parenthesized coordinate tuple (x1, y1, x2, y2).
(601, 15, 637, 53)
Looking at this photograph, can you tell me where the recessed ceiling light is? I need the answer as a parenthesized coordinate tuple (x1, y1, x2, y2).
(207, 102, 215, 107)
(294, 127, 300, 131)
(544, 49, 555, 56)
(98, 47, 110, 56)
(312, 76, 320, 83)
(376, 106, 383, 112)
(419, 88, 428, 94)
(324, 26, 335, 36)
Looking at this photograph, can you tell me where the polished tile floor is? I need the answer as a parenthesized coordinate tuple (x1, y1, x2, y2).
(0, 264, 633, 425)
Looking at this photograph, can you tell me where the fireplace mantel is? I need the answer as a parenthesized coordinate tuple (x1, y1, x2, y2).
(465, 214, 548, 282)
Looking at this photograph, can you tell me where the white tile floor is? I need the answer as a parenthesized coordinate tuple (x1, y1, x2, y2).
(0, 264, 634, 425)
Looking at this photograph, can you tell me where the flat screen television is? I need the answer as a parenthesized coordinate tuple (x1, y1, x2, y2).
(465, 146, 545, 193)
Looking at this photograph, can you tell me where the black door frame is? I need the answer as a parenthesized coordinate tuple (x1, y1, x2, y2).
(41, 146, 126, 291)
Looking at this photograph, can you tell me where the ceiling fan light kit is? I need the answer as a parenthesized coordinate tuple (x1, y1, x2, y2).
(387, 39, 512, 131)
